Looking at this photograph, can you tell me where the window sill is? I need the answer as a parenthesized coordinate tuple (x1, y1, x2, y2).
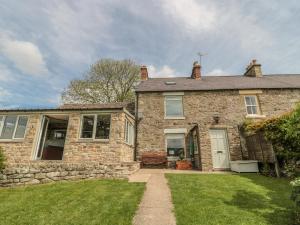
(0, 139, 25, 143)
(77, 139, 110, 143)
(164, 116, 185, 120)
(246, 114, 266, 119)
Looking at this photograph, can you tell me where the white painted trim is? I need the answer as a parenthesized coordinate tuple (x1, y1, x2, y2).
(163, 92, 184, 96)
(164, 128, 187, 134)
(244, 95, 262, 116)
(0, 115, 29, 141)
(164, 116, 185, 120)
(239, 90, 263, 95)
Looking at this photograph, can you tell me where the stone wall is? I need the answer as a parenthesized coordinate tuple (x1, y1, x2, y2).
(136, 89, 300, 171)
(0, 161, 140, 187)
(0, 110, 134, 164)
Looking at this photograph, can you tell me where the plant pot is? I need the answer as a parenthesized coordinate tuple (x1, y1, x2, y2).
(176, 160, 192, 170)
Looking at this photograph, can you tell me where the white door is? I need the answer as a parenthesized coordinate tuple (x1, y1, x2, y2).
(209, 129, 230, 169)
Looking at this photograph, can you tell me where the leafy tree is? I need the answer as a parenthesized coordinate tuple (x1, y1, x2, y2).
(62, 59, 140, 103)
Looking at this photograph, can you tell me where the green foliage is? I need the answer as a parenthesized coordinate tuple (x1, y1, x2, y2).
(291, 178, 300, 224)
(261, 163, 272, 177)
(0, 147, 5, 171)
(244, 104, 300, 161)
(62, 59, 140, 104)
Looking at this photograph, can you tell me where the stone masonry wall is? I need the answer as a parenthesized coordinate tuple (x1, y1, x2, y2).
(137, 89, 300, 171)
(0, 161, 140, 187)
(0, 110, 134, 165)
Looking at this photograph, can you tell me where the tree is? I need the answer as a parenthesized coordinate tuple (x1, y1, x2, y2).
(62, 59, 140, 103)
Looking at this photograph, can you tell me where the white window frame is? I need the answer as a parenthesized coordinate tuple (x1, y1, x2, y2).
(165, 133, 186, 159)
(125, 119, 134, 146)
(244, 95, 260, 115)
(79, 114, 111, 141)
(0, 115, 28, 141)
(164, 94, 185, 119)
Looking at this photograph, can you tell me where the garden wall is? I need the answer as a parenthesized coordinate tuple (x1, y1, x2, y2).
(0, 161, 140, 187)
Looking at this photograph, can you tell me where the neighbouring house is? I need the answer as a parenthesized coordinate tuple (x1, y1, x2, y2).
(135, 60, 300, 171)
(0, 103, 137, 186)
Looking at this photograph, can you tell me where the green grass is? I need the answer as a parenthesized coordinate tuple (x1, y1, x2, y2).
(0, 179, 145, 225)
(166, 174, 294, 225)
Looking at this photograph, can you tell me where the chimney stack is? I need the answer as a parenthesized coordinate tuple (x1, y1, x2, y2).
(244, 59, 262, 77)
(140, 65, 148, 81)
(191, 61, 201, 80)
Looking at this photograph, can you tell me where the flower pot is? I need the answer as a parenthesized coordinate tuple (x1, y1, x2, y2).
(176, 160, 192, 170)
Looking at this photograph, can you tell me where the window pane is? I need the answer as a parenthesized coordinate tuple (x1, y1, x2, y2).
(245, 96, 252, 105)
(167, 137, 184, 156)
(14, 116, 28, 138)
(250, 96, 257, 105)
(81, 115, 94, 138)
(165, 97, 183, 117)
(0, 116, 17, 139)
(251, 106, 257, 114)
(95, 115, 111, 139)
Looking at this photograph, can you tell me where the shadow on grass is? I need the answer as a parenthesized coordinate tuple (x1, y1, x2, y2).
(224, 174, 294, 225)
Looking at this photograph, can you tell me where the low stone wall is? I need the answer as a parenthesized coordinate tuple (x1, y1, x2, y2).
(0, 161, 140, 187)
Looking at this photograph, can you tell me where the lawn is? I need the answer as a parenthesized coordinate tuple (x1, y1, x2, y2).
(166, 174, 294, 225)
(0, 179, 145, 225)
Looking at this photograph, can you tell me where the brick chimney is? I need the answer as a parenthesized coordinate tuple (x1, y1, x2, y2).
(191, 61, 201, 80)
(244, 59, 262, 77)
(140, 65, 148, 81)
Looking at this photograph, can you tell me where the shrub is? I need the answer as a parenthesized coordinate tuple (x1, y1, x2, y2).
(244, 104, 300, 166)
(0, 147, 5, 171)
(291, 178, 300, 224)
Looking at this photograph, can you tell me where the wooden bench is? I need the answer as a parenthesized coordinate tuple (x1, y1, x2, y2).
(141, 152, 167, 168)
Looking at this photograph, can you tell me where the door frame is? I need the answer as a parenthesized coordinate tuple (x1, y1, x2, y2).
(209, 128, 231, 170)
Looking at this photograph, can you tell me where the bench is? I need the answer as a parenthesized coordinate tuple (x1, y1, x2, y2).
(141, 152, 167, 168)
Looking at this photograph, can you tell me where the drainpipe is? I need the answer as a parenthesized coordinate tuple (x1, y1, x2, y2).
(134, 92, 139, 161)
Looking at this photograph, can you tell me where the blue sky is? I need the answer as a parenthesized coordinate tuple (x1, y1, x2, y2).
(0, 0, 300, 108)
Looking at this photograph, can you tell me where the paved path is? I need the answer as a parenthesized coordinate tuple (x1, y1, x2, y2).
(131, 170, 176, 225)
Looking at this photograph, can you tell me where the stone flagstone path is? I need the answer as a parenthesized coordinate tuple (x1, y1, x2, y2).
(130, 169, 176, 225)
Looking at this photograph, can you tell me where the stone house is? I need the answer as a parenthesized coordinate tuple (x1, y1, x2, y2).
(0, 103, 137, 186)
(135, 60, 300, 171)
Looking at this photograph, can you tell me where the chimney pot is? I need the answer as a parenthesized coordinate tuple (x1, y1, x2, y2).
(140, 65, 148, 81)
(191, 61, 201, 80)
(244, 59, 262, 77)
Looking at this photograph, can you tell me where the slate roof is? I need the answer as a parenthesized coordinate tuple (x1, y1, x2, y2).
(135, 74, 300, 92)
(0, 102, 129, 112)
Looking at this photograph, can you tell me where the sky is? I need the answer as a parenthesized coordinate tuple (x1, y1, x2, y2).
(0, 0, 300, 108)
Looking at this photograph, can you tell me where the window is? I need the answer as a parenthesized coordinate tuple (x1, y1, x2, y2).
(125, 120, 134, 145)
(0, 115, 28, 140)
(165, 96, 183, 118)
(244, 96, 259, 115)
(165, 134, 185, 157)
(80, 114, 111, 140)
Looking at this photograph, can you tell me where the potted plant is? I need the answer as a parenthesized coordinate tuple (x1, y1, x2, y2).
(176, 150, 192, 170)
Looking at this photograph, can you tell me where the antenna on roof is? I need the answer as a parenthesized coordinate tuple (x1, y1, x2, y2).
(197, 52, 207, 65)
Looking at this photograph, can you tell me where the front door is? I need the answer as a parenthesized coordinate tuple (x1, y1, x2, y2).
(209, 129, 230, 169)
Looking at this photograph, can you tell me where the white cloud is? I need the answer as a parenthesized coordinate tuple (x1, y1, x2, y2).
(161, 0, 216, 32)
(0, 87, 11, 98)
(206, 69, 229, 76)
(148, 65, 178, 78)
(0, 63, 15, 81)
(0, 34, 48, 76)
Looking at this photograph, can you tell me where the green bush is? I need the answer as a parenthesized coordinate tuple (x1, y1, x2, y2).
(291, 178, 300, 224)
(244, 104, 300, 167)
(0, 147, 5, 171)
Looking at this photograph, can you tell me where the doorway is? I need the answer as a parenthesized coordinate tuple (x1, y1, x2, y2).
(209, 129, 230, 170)
(35, 115, 69, 160)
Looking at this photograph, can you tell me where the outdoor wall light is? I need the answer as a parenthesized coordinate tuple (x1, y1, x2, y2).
(213, 113, 220, 124)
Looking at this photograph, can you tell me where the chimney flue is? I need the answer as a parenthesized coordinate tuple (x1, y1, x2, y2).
(244, 59, 262, 77)
(191, 61, 201, 80)
(140, 65, 148, 81)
